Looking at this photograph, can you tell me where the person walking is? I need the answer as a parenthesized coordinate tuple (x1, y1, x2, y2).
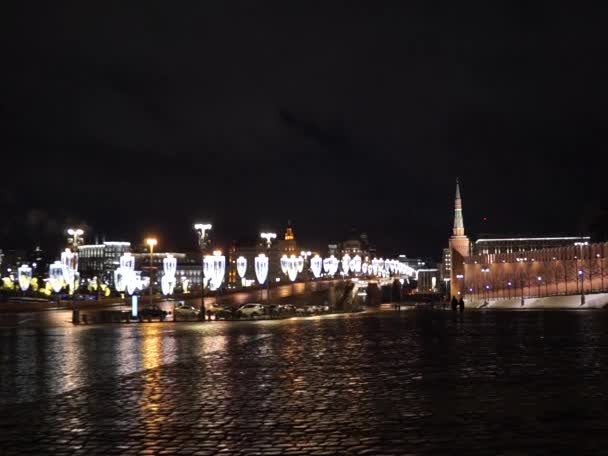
(458, 296, 465, 312)
(451, 296, 458, 311)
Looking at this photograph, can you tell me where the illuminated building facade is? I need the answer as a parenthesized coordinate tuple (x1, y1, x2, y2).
(79, 241, 131, 284)
(474, 236, 591, 255)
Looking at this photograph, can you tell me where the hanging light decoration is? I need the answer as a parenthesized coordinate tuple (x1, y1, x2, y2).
(280, 255, 289, 275)
(254, 254, 269, 285)
(60, 249, 78, 293)
(310, 255, 322, 279)
(341, 254, 351, 276)
(236, 256, 247, 279)
(327, 255, 339, 276)
(295, 255, 304, 273)
(323, 257, 331, 274)
(362, 262, 368, 275)
(351, 255, 362, 273)
(371, 258, 379, 276)
(204, 251, 225, 291)
(49, 261, 64, 293)
(161, 255, 177, 295)
(18, 264, 32, 292)
(115, 252, 136, 294)
(287, 255, 298, 282)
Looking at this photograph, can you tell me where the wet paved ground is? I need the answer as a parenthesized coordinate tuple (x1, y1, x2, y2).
(2, 307, 608, 454)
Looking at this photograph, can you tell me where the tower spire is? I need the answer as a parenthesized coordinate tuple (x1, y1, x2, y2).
(453, 178, 465, 237)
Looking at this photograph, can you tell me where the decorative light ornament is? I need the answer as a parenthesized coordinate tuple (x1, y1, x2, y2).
(371, 258, 379, 275)
(280, 255, 289, 275)
(236, 256, 247, 279)
(181, 276, 190, 294)
(161, 255, 177, 295)
(341, 254, 351, 275)
(61, 249, 78, 292)
(310, 255, 322, 279)
(362, 262, 368, 275)
(115, 253, 136, 294)
(351, 255, 362, 273)
(287, 255, 298, 282)
(255, 254, 269, 285)
(295, 256, 304, 273)
(18, 264, 32, 292)
(328, 256, 339, 276)
(323, 257, 331, 273)
(49, 261, 64, 293)
(204, 252, 225, 291)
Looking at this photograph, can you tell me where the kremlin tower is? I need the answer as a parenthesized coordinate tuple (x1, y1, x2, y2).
(449, 178, 470, 298)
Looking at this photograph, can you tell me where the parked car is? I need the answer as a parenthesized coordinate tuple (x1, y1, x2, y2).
(295, 307, 307, 315)
(237, 303, 265, 319)
(206, 304, 224, 315)
(214, 306, 237, 320)
(174, 304, 199, 320)
(139, 305, 168, 322)
(276, 304, 296, 316)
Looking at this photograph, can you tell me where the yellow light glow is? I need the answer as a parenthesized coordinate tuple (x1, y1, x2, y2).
(146, 238, 158, 247)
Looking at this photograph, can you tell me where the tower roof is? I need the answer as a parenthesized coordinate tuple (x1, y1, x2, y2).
(453, 178, 465, 237)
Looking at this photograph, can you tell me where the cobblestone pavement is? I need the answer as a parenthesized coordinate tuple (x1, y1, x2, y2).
(2, 309, 608, 454)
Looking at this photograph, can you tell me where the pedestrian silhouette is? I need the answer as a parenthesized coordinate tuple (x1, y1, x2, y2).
(458, 296, 465, 312)
(451, 296, 458, 311)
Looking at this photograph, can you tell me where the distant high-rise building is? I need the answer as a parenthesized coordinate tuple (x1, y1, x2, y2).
(277, 220, 298, 256)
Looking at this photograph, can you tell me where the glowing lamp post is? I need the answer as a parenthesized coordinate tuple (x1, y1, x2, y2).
(145, 238, 157, 305)
(204, 251, 226, 291)
(260, 232, 277, 306)
(456, 273, 464, 297)
(61, 248, 79, 295)
(161, 255, 177, 296)
(329, 256, 339, 276)
(341, 254, 351, 278)
(194, 223, 212, 318)
(280, 255, 289, 275)
(255, 254, 269, 285)
(67, 228, 84, 249)
(236, 256, 247, 282)
(115, 252, 137, 295)
(18, 264, 32, 292)
(49, 261, 64, 293)
(537, 276, 542, 298)
(310, 255, 322, 279)
(287, 255, 298, 282)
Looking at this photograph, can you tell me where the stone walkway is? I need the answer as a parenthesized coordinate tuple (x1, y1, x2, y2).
(2, 310, 608, 454)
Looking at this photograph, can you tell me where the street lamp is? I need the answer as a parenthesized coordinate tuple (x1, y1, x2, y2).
(456, 273, 464, 297)
(507, 281, 512, 299)
(194, 223, 212, 318)
(67, 228, 84, 250)
(260, 232, 276, 307)
(145, 238, 157, 306)
(481, 266, 490, 302)
(537, 276, 542, 298)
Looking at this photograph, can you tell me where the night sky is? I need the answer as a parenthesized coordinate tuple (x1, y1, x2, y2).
(2, 2, 608, 258)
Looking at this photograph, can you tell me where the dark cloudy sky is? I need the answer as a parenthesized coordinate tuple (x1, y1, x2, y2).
(2, 2, 608, 257)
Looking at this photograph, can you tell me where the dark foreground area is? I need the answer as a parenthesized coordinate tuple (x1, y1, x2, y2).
(1, 307, 608, 454)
